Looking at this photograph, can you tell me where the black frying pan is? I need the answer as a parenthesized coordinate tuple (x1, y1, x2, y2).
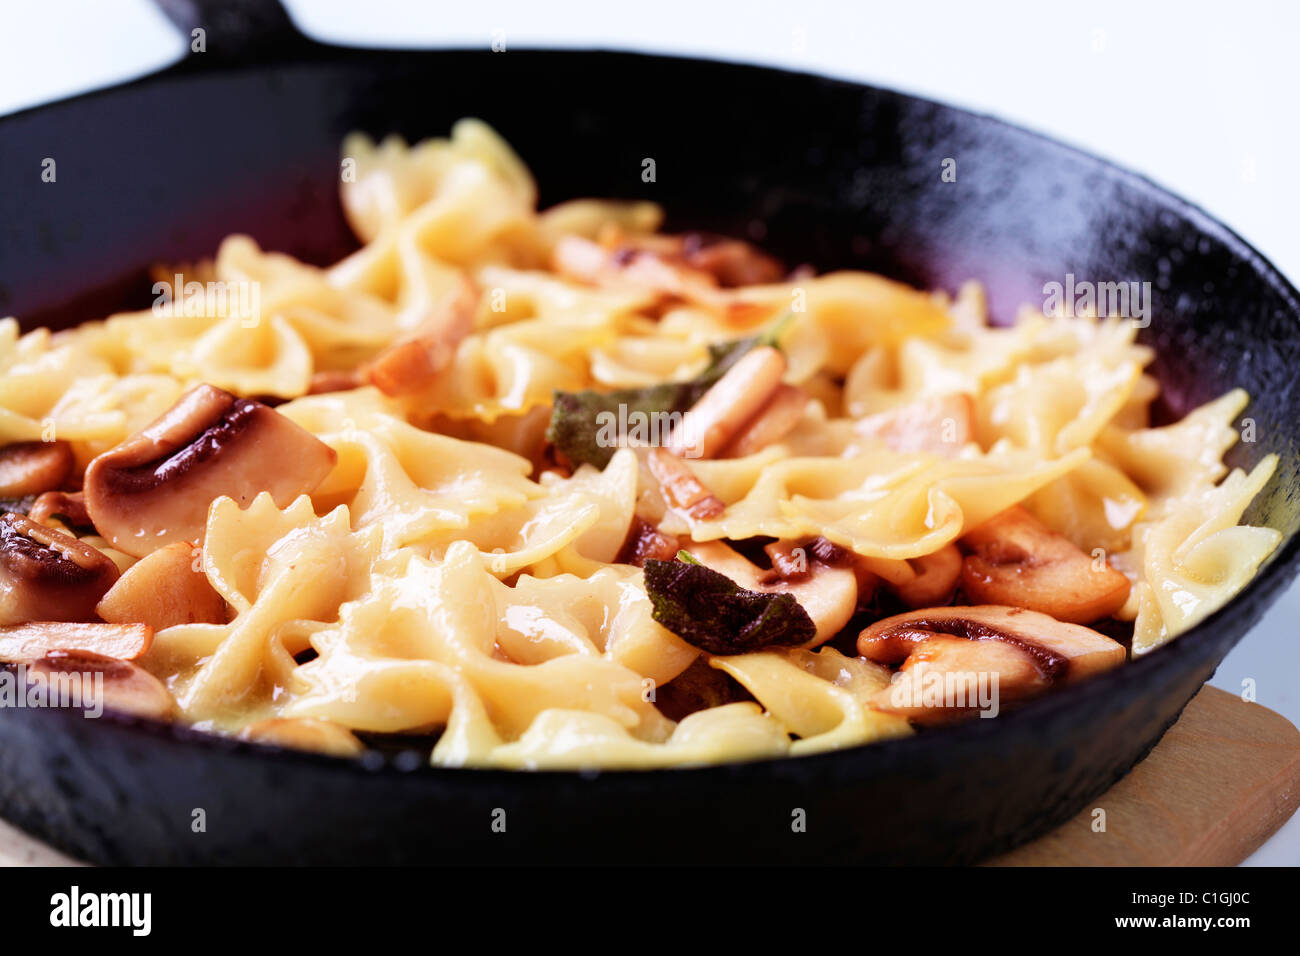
(1, 0, 1298, 865)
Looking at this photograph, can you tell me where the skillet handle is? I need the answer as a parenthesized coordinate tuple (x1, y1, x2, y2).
(152, 0, 313, 64)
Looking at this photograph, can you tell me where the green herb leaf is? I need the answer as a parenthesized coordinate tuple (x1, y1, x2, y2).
(547, 381, 705, 470)
(546, 312, 793, 469)
(642, 555, 816, 655)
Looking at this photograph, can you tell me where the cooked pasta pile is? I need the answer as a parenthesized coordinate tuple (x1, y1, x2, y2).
(0, 119, 1280, 768)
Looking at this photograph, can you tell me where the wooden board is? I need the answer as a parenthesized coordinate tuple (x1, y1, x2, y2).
(2, 686, 1297, 866)
(992, 686, 1300, 866)
(0, 815, 82, 866)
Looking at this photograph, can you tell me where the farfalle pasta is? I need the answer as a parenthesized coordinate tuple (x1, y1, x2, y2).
(0, 119, 1280, 768)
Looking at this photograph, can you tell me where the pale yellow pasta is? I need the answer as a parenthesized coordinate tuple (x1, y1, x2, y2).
(678, 445, 1091, 557)
(712, 648, 912, 755)
(1126, 457, 1281, 654)
(0, 120, 1281, 769)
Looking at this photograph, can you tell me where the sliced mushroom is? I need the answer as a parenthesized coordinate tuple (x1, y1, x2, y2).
(83, 384, 337, 557)
(19, 650, 175, 721)
(869, 635, 1046, 724)
(592, 230, 785, 288)
(241, 717, 365, 757)
(856, 393, 974, 457)
(765, 536, 881, 602)
(26, 490, 91, 529)
(858, 605, 1125, 723)
(959, 506, 1130, 624)
(615, 516, 680, 568)
(723, 384, 808, 457)
(763, 539, 814, 582)
(0, 441, 74, 497)
(804, 536, 852, 565)
(668, 346, 787, 459)
(96, 540, 226, 630)
(679, 235, 785, 287)
(858, 605, 1124, 677)
(307, 369, 362, 395)
(361, 277, 477, 396)
(0, 513, 120, 625)
(860, 543, 963, 608)
(552, 234, 719, 301)
(691, 540, 857, 646)
(0, 620, 152, 661)
(647, 448, 725, 520)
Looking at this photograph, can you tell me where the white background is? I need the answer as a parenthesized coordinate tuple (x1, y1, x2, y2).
(0, 0, 1296, 864)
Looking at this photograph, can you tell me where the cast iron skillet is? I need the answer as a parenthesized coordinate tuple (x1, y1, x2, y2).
(1, 0, 1298, 865)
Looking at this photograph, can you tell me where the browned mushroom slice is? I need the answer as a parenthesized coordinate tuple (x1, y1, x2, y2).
(762, 539, 814, 582)
(858, 605, 1125, 677)
(860, 544, 963, 608)
(869, 635, 1045, 724)
(307, 369, 362, 395)
(615, 517, 680, 568)
(959, 506, 1130, 624)
(723, 384, 808, 457)
(20, 650, 175, 721)
(552, 235, 719, 301)
(680, 235, 785, 287)
(764, 536, 881, 602)
(858, 605, 1125, 724)
(0, 513, 120, 625)
(857, 606, 1123, 717)
(0, 620, 152, 661)
(96, 541, 226, 630)
(592, 230, 786, 288)
(647, 448, 725, 520)
(0, 440, 74, 497)
(83, 384, 337, 557)
(668, 346, 787, 458)
(26, 490, 92, 529)
(241, 717, 365, 757)
(856, 393, 974, 457)
(361, 278, 477, 396)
